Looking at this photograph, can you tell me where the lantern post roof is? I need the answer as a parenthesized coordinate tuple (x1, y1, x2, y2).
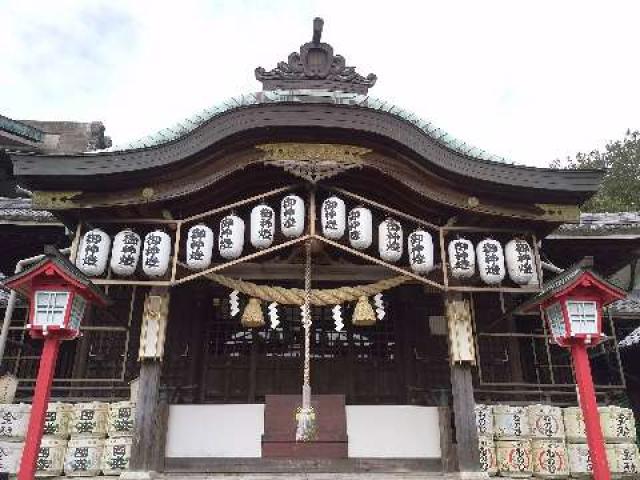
(2, 245, 110, 306)
(519, 257, 626, 313)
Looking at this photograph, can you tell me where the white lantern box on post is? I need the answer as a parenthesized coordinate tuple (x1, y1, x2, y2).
(76, 228, 111, 277)
(250, 204, 275, 249)
(505, 238, 535, 285)
(281, 194, 305, 238)
(348, 206, 373, 250)
(448, 237, 476, 279)
(378, 218, 403, 263)
(141, 230, 172, 277)
(109, 230, 141, 277)
(476, 238, 506, 285)
(186, 224, 214, 270)
(321, 196, 346, 240)
(408, 229, 434, 274)
(219, 214, 245, 259)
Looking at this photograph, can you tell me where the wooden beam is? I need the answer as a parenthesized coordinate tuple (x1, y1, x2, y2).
(201, 262, 393, 281)
(130, 286, 169, 474)
(445, 292, 481, 473)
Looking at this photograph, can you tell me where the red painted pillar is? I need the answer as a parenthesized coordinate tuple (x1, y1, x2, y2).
(571, 342, 610, 480)
(18, 338, 61, 480)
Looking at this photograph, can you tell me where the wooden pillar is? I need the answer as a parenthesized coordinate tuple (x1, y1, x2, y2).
(129, 287, 170, 475)
(444, 292, 481, 473)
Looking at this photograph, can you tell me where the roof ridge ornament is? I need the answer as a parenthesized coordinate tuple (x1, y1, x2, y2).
(255, 17, 377, 94)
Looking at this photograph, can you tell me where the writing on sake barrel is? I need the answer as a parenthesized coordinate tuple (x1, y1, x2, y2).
(606, 443, 640, 478)
(531, 440, 569, 478)
(36, 437, 67, 477)
(599, 405, 637, 444)
(475, 404, 495, 438)
(70, 401, 109, 438)
(43, 402, 73, 439)
(0, 440, 24, 474)
(0, 403, 31, 441)
(107, 401, 136, 437)
(496, 439, 532, 478)
(562, 407, 586, 444)
(64, 437, 105, 477)
(478, 436, 498, 476)
(101, 436, 133, 475)
(527, 404, 565, 439)
(494, 405, 530, 440)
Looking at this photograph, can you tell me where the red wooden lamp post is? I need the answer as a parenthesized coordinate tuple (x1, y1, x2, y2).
(2, 247, 109, 480)
(523, 261, 626, 480)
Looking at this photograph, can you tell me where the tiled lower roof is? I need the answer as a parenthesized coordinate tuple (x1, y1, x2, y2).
(554, 212, 640, 236)
(0, 197, 56, 223)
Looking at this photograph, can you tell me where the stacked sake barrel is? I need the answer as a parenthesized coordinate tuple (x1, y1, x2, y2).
(36, 402, 73, 477)
(101, 401, 136, 475)
(527, 405, 569, 478)
(475, 404, 498, 476)
(564, 405, 639, 478)
(63, 401, 109, 476)
(494, 405, 533, 477)
(0, 403, 30, 475)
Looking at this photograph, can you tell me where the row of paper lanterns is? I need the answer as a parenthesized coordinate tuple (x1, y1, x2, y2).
(74, 194, 534, 285)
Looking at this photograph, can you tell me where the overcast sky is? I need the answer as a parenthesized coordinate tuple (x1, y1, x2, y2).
(1, 1, 639, 167)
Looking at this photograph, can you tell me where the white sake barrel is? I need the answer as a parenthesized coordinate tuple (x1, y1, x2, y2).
(107, 401, 136, 437)
(563, 407, 587, 443)
(606, 443, 640, 478)
(567, 443, 592, 477)
(43, 402, 73, 439)
(101, 436, 133, 475)
(0, 440, 23, 474)
(37, 437, 67, 477)
(531, 439, 569, 478)
(478, 436, 498, 476)
(600, 406, 636, 444)
(494, 405, 530, 440)
(497, 439, 532, 477)
(64, 437, 104, 477)
(475, 404, 495, 437)
(0, 403, 31, 440)
(528, 404, 565, 439)
(70, 402, 108, 438)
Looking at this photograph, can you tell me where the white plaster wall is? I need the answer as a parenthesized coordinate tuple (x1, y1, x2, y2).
(165, 404, 264, 458)
(346, 405, 441, 458)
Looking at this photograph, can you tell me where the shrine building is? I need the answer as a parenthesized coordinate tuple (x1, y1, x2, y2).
(2, 17, 638, 479)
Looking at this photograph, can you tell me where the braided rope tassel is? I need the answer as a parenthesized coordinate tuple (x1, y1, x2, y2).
(296, 239, 316, 442)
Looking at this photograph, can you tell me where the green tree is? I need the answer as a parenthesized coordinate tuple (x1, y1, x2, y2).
(551, 130, 640, 212)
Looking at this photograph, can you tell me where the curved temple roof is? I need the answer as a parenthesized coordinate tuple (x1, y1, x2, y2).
(107, 89, 512, 165)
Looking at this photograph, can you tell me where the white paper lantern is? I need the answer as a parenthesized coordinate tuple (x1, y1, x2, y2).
(448, 238, 475, 279)
(378, 218, 403, 263)
(250, 204, 275, 249)
(186, 224, 214, 270)
(476, 239, 505, 285)
(321, 196, 346, 239)
(281, 195, 305, 238)
(109, 230, 141, 276)
(408, 229, 434, 273)
(219, 214, 245, 259)
(348, 207, 373, 250)
(505, 239, 535, 285)
(76, 228, 111, 277)
(141, 230, 171, 277)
